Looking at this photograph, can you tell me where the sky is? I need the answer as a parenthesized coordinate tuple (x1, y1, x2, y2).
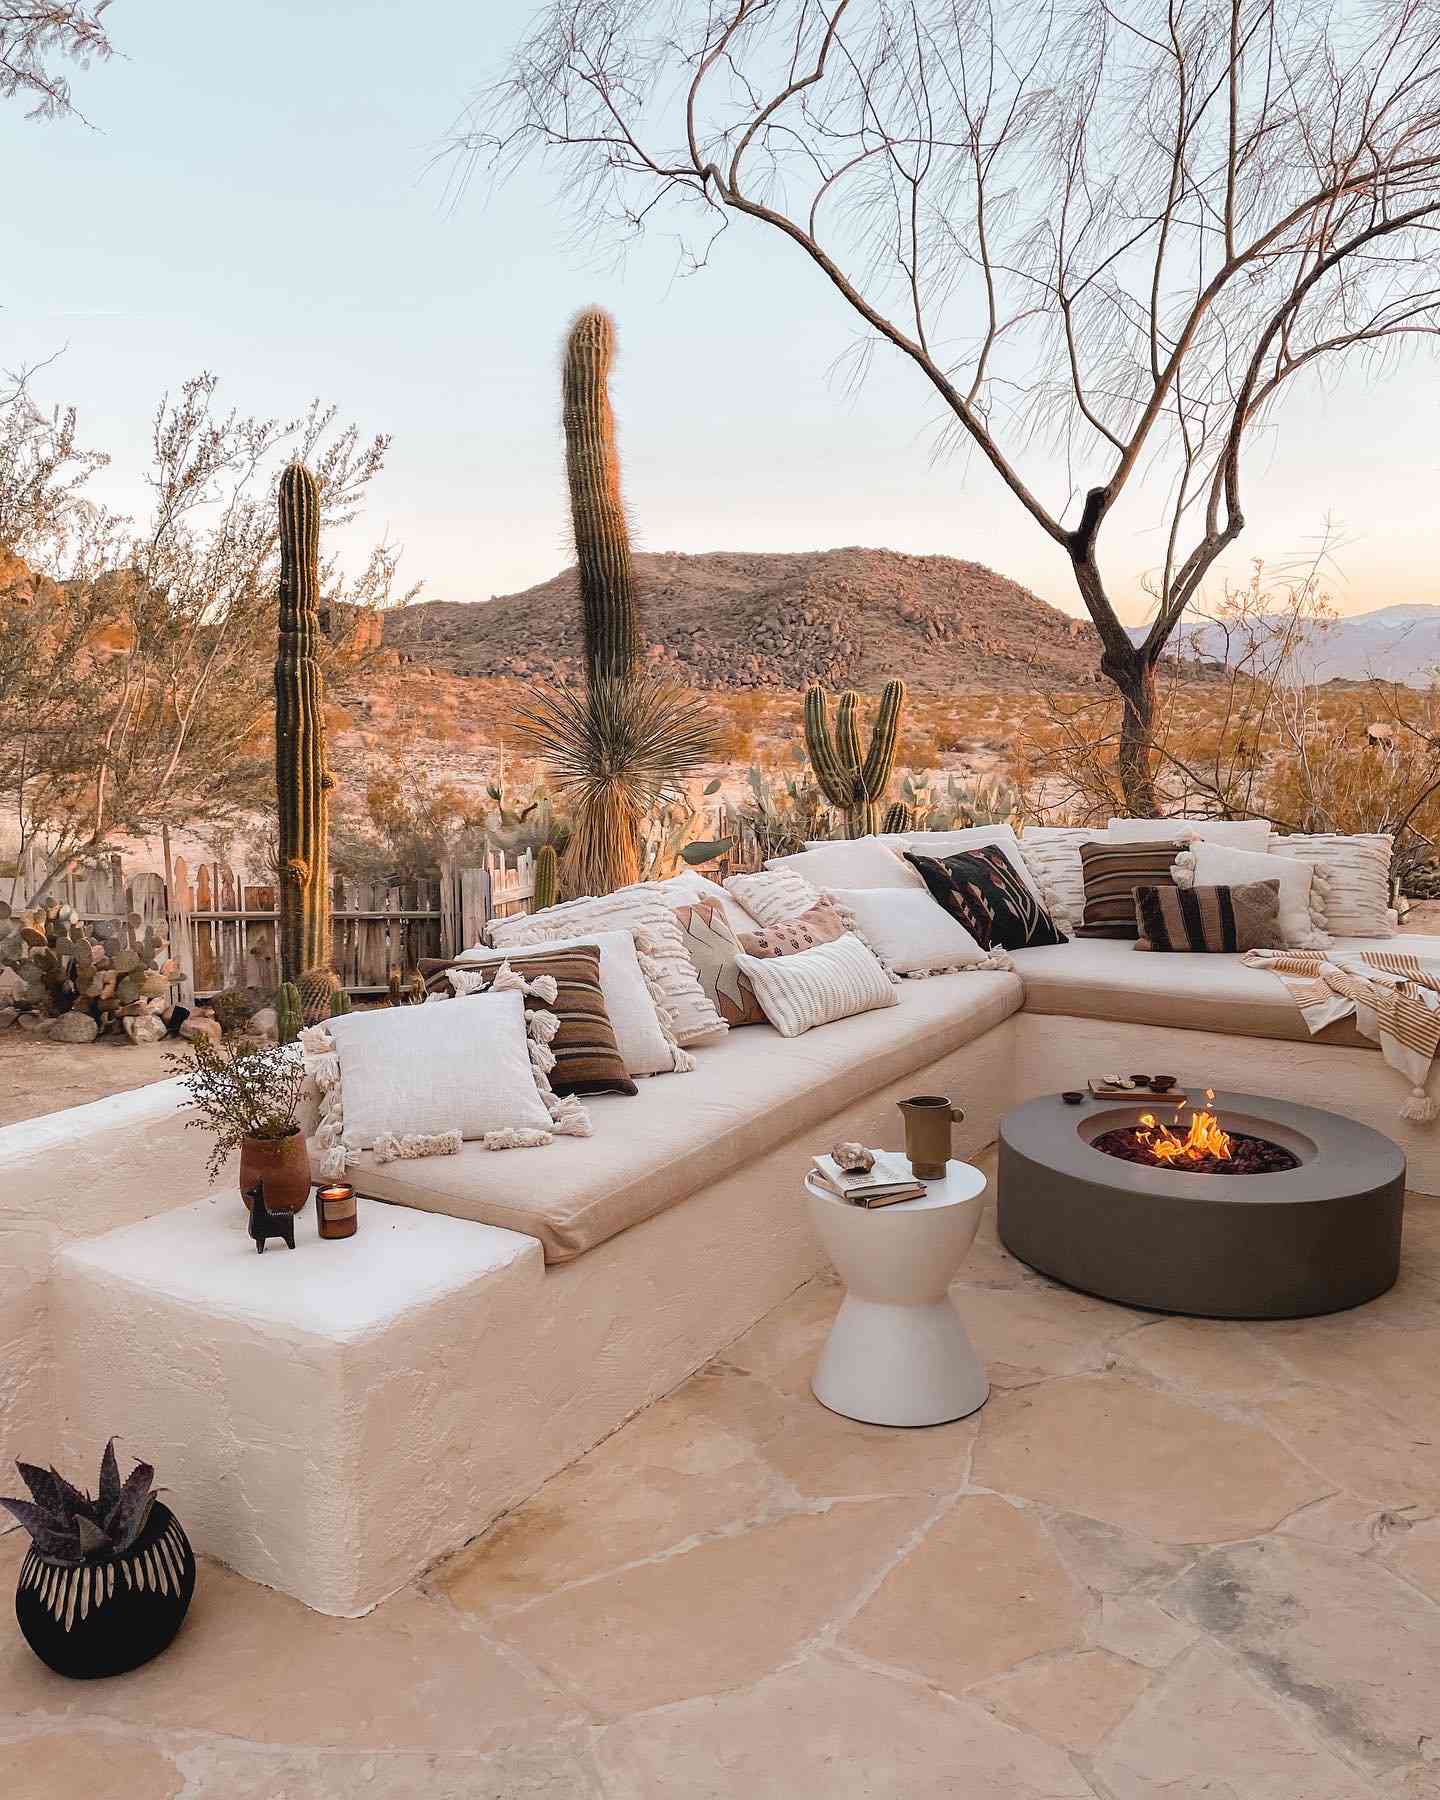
(5, 0, 1439, 623)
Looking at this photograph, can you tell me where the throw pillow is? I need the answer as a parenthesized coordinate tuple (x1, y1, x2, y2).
(456, 929, 688, 1076)
(904, 846, 1068, 951)
(765, 840, 926, 890)
(1017, 827, 1105, 933)
(647, 868, 759, 938)
(823, 884, 999, 976)
(1076, 839, 1184, 939)
(488, 889, 728, 1047)
(1175, 841, 1328, 949)
(888, 826, 1050, 903)
(1134, 880, 1281, 953)
(734, 932, 898, 1038)
(1268, 833, 1394, 938)
(318, 989, 558, 1152)
(422, 944, 637, 1096)
(671, 899, 767, 1028)
(724, 868, 827, 927)
(737, 901, 847, 958)
(1108, 817, 1273, 852)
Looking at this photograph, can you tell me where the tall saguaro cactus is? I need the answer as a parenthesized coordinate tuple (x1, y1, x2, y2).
(805, 679, 907, 838)
(274, 462, 333, 984)
(563, 307, 639, 685)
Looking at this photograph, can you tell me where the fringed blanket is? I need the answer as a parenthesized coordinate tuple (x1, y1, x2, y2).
(1241, 948, 1440, 1122)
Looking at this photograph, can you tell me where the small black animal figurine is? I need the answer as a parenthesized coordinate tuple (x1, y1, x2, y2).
(245, 1181, 296, 1253)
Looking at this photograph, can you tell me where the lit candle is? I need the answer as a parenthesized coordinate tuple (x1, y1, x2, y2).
(315, 1182, 357, 1240)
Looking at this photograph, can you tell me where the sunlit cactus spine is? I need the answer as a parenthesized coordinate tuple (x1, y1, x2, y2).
(532, 843, 559, 911)
(564, 307, 639, 685)
(880, 801, 913, 835)
(274, 462, 334, 985)
(804, 679, 906, 837)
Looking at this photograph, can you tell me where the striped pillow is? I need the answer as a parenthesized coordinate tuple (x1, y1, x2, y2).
(421, 944, 637, 1096)
(1134, 880, 1281, 953)
(1076, 840, 1183, 939)
(733, 932, 897, 1038)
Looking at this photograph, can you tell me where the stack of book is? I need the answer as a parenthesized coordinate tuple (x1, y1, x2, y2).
(811, 1149, 926, 1208)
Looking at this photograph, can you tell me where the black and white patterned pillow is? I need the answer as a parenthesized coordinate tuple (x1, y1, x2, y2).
(904, 846, 1069, 951)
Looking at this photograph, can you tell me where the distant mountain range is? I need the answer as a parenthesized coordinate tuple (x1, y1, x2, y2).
(1135, 603, 1440, 687)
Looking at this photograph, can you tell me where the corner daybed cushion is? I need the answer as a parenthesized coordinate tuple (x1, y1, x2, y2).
(344, 969, 1022, 1263)
(1008, 934, 1440, 1048)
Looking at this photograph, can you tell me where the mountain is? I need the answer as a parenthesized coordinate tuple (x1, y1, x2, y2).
(383, 548, 1132, 693)
(1141, 603, 1440, 687)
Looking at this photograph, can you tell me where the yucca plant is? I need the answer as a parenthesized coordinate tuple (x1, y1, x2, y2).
(3, 1442, 156, 1566)
(515, 675, 715, 896)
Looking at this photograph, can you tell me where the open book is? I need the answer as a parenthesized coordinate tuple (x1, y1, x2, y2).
(811, 1149, 926, 1208)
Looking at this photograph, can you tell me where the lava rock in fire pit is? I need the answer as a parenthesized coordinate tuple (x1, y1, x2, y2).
(1092, 1125, 1300, 1175)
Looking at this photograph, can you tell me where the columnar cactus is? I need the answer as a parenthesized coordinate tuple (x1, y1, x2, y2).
(533, 842, 559, 912)
(880, 801, 913, 835)
(274, 463, 333, 984)
(563, 308, 639, 685)
(275, 980, 302, 1044)
(804, 679, 907, 837)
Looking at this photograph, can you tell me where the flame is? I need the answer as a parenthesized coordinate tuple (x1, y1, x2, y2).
(1135, 1089, 1232, 1165)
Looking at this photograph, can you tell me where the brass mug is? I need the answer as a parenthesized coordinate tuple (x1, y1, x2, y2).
(898, 1095, 966, 1179)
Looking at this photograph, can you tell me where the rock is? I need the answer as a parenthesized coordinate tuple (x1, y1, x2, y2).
(250, 1006, 278, 1043)
(48, 1010, 100, 1044)
(16, 1010, 50, 1032)
(0, 1005, 17, 1029)
(123, 1013, 167, 1045)
(831, 1141, 875, 1172)
(179, 1016, 223, 1045)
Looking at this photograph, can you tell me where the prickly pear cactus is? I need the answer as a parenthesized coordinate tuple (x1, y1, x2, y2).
(0, 902, 179, 1035)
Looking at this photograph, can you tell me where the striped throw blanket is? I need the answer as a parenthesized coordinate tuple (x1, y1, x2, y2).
(1241, 948, 1440, 1122)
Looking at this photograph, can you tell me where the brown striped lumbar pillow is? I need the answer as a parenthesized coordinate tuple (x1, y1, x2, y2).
(421, 944, 637, 1096)
(1076, 840, 1183, 939)
(1134, 880, 1281, 953)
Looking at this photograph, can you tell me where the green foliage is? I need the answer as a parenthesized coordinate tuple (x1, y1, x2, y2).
(681, 837, 734, 866)
(880, 801, 913, 834)
(329, 987, 352, 1017)
(275, 980, 302, 1045)
(2, 1442, 156, 1569)
(533, 842, 559, 910)
(0, 899, 178, 1033)
(898, 770, 1020, 830)
(164, 1033, 307, 1184)
(275, 462, 332, 983)
(564, 307, 639, 685)
(804, 680, 906, 837)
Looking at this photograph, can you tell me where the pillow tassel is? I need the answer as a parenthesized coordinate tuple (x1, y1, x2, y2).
(373, 1129, 463, 1163)
(1402, 1086, 1440, 1123)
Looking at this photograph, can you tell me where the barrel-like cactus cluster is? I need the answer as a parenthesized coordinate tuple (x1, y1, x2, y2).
(274, 462, 333, 986)
(0, 901, 180, 1037)
(804, 679, 907, 838)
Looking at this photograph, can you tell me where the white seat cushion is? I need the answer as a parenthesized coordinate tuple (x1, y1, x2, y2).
(346, 970, 1023, 1261)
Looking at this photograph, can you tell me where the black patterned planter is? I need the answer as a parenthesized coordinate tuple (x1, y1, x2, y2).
(14, 1502, 195, 1679)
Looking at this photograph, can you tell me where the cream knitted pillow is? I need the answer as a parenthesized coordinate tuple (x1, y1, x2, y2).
(734, 932, 898, 1038)
(724, 868, 826, 927)
(488, 889, 728, 1047)
(1268, 833, 1394, 938)
(1017, 828, 1105, 934)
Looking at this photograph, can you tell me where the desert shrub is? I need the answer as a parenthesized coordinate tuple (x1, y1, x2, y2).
(208, 988, 255, 1037)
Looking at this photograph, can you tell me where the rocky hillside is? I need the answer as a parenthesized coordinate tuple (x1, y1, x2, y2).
(384, 548, 1123, 692)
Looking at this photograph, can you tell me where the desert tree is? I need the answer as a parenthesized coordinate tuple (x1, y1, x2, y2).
(460, 0, 1440, 812)
(1, 1, 113, 119)
(0, 371, 412, 907)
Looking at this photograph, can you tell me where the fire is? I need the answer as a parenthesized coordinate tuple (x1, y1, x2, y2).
(1135, 1089, 1233, 1166)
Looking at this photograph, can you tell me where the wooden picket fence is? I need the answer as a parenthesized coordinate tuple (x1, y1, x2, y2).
(9, 847, 537, 1003)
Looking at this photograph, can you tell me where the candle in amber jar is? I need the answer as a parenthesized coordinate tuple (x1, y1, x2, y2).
(315, 1183, 357, 1240)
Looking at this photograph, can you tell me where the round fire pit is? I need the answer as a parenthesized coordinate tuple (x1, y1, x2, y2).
(998, 1089, 1405, 1318)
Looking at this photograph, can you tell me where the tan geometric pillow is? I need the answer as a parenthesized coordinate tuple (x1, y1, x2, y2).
(671, 900, 767, 1028)
(737, 902, 847, 958)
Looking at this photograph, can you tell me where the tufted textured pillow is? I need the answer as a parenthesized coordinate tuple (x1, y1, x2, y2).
(1017, 827, 1105, 933)
(1268, 833, 1394, 938)
(734, 933, 898, 1038)
(724, 867, 826, 927)
(1175, 842, 1328, 948)
(488, 889, 728, 1046)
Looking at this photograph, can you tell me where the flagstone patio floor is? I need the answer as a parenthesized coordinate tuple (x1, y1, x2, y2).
(3, 1146, 1439, 1798)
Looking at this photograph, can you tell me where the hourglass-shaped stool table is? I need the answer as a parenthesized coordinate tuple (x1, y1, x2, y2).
(804, 1158, 989, 1426)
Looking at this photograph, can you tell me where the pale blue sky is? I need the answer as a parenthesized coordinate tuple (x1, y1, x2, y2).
(5, 0, 1437, 620)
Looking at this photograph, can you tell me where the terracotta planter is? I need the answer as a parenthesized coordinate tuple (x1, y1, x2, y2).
(239, 1129, 312, 1215)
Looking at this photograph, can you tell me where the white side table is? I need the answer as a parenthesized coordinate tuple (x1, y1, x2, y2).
(804, 1158, 989, 1427)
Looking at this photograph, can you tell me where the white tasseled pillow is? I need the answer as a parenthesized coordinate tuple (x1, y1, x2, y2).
(733, 932, 898, 1038)
(1174, 841, 1329, 949)
(765, 839, 926, 890)
(724, 867, 827, 927)
(1268, 833, 1395, 938)
(823, 886, 1011, 978)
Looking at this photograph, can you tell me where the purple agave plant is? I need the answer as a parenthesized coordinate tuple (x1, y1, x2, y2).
(1, 1442, 156, 1566)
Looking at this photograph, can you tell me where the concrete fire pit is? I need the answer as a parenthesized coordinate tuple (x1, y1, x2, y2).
(998, 1089, 1405, 1318)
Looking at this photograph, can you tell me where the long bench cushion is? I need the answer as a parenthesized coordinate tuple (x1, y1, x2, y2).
(347, 969, 1022, 1263)
(1009, 933, 1440, 1047)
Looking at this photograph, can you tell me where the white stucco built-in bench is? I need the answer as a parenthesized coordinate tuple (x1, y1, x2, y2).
(9, 933, 1440, 1615)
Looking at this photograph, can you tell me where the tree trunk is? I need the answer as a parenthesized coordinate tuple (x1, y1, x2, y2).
(1103, 646, 1160, 817)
